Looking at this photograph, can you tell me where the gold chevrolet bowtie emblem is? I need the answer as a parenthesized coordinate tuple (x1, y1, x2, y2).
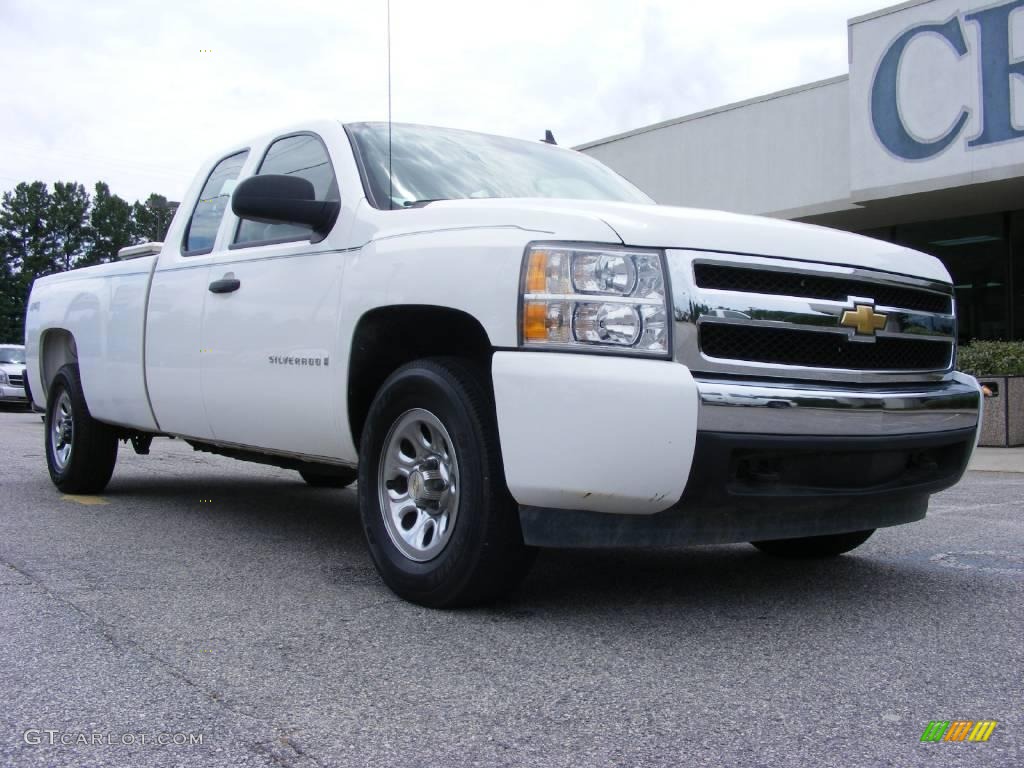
(840, 304, 887, 335)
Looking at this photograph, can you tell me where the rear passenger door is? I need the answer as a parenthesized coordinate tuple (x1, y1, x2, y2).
(146, 149, 249, 439)
(199, 132, 349, 458)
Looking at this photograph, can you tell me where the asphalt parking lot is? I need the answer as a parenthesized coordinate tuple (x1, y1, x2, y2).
(0, 407, 1021, 767)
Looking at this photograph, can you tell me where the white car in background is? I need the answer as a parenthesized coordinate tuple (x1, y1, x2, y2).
(0, 344, 28, 405)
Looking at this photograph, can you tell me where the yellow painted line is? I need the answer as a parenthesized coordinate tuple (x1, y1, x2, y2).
(61, 495, 109, 506)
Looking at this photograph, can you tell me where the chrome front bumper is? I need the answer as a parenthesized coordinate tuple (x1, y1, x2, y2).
(696, 373, 982, 437)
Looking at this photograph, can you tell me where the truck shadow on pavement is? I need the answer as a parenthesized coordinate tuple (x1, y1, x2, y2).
(93, 472, 980, 620)
(101, 472, 366, 539)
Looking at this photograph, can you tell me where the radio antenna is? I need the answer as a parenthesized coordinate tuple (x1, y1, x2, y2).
(387, 0, 393, 209)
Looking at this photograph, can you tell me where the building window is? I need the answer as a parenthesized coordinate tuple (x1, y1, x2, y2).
(1010, 211, 1024, 341)
(890, 214, 1010, 342)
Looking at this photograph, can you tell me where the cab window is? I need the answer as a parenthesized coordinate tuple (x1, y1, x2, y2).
(182, 151, 249, 255)
(234, 133, 339, 246)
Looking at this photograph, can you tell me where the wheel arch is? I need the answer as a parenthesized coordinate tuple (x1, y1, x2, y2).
(346, 304, 494, 450)
(39, 328, 78, 402)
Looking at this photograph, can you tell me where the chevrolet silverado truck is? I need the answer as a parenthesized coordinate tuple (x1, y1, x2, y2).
(24, 120, 982, 606)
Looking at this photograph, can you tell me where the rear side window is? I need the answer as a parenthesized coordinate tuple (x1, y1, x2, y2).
(234, 133, 339, 246)
(183, 151, 249, 255)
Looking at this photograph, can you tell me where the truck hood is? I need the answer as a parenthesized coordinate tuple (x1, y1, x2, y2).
(411, 199, 952, 284)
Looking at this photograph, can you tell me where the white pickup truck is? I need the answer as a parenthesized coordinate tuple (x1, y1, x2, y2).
(25, 120, 982, 606)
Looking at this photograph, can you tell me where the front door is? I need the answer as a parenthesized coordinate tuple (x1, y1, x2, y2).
(200, 132, 348, 458)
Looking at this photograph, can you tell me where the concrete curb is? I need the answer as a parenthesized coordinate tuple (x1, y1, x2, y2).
(968, 447, 1024, 474)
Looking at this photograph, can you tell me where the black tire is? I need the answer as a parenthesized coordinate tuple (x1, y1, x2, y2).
(44, 364, 118, 494)
(358, 357, 533, 608)
(751, 529, 875, 558)
(299, 468, 357, 488)
(22, 368, 35, 410)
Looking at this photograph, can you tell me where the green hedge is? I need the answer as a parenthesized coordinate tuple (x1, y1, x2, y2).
(957, 340, 1024, 376)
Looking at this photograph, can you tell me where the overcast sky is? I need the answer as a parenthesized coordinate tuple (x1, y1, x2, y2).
(1, 0, 885, 203)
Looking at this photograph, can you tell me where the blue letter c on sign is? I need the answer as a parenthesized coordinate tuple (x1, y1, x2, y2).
(870, 17, 970, 160)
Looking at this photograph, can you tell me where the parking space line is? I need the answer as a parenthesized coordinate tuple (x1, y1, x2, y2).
(61, 495, 109, 506)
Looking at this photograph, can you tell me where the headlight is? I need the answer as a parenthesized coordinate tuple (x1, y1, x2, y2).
(520, 244, 669, 355)
(0, 370, 7, 385)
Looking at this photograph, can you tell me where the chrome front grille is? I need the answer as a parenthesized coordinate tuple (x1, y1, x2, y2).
(693, 263, 953, 315)
(668, 250, 956, 384)
(699, 324, 953, 371)
(7, 374, 23, 387)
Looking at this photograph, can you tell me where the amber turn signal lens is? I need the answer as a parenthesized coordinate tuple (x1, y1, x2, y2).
(523, 301, 548, 341)
(525, 250, 548, 294)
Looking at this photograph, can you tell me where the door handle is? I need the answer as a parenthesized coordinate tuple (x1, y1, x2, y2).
(208, 276, 240, 294)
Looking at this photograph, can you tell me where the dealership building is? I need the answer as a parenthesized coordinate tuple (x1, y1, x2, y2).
(579, 0, 1024, 343)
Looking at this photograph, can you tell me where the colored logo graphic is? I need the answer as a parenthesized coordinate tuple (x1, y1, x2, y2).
(920, 720, 998, 742)
(839, 303, 887, 336)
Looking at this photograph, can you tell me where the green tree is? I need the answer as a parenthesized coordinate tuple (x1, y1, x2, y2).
(1, 182, 54, 276)
(0, 245, 18, 342)
(49, 181, 91, 272)
(0, 180, 175, 342)
(0, 182, 53, 341)
(132, 194, 178, 242)
(84, 182, 134, 266)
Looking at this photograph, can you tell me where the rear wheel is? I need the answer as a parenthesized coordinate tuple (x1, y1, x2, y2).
(751, 529, 875, 558)
(358, 357, 533, 608)
(45, 364, 118, 494)
(299, 468, 356, 488)
(23, 368, 38, 411)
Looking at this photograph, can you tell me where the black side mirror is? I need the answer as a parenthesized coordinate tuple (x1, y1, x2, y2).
(231, 174, 340, 241)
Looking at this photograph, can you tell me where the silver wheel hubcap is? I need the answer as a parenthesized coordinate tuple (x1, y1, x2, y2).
(378, 408, 460, 562)
(51, 391, 74, 471)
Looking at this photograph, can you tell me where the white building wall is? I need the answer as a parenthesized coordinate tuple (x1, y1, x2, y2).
(848, 0, 1024, 201)
(578, 77, 855, 219)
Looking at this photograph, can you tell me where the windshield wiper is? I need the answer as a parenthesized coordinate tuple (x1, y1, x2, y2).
(402, 198, 450, 208)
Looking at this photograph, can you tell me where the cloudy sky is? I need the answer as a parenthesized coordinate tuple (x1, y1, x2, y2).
(1, 0, 884, 203)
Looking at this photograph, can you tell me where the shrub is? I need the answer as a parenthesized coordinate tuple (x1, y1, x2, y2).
(957, 340, 1024, 376)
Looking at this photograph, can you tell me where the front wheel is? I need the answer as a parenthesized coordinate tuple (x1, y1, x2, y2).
(358, 357, 533, 608)
(45, 364, 118, 493)
(751, 529, 875, 558)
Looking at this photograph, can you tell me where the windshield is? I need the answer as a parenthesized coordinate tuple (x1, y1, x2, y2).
(346, 122, 653, 210)
(0, 346, 25, 364)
